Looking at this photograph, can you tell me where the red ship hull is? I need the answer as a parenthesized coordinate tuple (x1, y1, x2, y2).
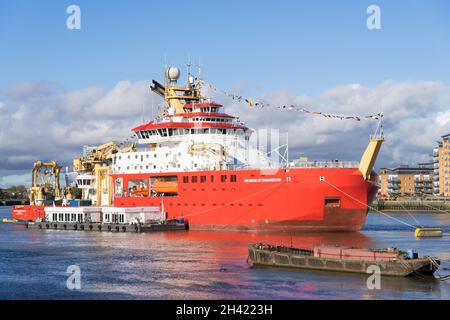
(111, 167, 378, 232)
(13, 167, 378, 232)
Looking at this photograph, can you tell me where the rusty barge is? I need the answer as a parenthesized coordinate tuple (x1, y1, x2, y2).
(248, 243, 440, 277)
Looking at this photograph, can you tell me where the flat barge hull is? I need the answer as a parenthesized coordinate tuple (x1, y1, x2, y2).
(248, 246, 439, 277)
(27, 221, 187, 233)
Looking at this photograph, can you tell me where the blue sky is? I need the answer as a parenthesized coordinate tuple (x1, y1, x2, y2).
(1, 0, 449, 95)
(1, 1, 450, 187)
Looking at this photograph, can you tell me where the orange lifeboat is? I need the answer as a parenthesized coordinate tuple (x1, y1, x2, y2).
(152, 179, 178, 194)
(130, 186, 149, 197)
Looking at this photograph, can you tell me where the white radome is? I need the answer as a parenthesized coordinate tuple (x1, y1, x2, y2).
(167, 66, 180, 81)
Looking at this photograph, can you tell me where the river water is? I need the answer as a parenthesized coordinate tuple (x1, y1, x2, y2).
(0, 206, 449, 300)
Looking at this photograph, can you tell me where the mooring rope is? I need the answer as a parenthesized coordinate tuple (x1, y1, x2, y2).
(171, 181, 285, 221)
(322, 179, 416, 229)
(399, 202, 424, 228)
(367, 180, 450, 215)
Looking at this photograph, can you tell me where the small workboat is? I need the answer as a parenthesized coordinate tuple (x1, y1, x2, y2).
(248, 243, 440, 277)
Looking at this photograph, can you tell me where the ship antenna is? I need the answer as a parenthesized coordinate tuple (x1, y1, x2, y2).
(187, 54, 192, 78)
(198, 57, 202, 78)
(197, 57, 204, 100)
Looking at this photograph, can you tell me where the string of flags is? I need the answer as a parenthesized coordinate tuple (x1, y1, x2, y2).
(200, 80, 383, 122)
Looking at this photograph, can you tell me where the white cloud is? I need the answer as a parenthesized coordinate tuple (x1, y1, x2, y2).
(0, 79, 449, 187)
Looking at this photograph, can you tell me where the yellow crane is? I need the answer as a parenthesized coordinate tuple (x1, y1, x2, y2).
(29, 161, 61, 205)
(73, 141, 136, 205)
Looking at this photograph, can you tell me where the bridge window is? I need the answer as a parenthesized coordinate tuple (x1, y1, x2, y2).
(200, 176, 206, 183)
(183, 176, 189, 183)
(221, 175, 228, 182)
(211, 176, 215, 183)
(192, 176, 198, 183)
(231, 175, 237, 182)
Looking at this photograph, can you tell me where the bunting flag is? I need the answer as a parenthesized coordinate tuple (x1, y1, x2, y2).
(200, 80, 383, 121)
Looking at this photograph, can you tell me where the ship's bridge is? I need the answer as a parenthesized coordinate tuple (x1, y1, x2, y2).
(132, 101, 250, 144)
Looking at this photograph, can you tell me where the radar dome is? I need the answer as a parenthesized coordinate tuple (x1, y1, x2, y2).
(167, 66, 180, 81)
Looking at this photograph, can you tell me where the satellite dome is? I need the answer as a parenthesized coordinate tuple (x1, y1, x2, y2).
(167, 66, 180, 81)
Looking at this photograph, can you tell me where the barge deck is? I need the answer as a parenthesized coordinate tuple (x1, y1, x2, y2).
(248, 243, 440, 277)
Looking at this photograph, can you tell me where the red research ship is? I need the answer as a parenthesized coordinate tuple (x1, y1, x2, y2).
(13, 66, 383, 232)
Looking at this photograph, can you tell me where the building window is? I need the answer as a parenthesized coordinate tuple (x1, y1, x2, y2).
(211, 176, 215, 183)
(183, 176, 189, 183)
(221, 175, 227, 182)
(200, 176, 206, 183)
(192, 176, 198, 183)
(230, 175, 237, 182)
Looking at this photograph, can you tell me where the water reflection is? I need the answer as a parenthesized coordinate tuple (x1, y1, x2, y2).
(0, 207, 448, 300)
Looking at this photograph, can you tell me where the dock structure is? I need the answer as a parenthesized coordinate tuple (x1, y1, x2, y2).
(26, 221, 187, 233)
(373, 200, 450, 212)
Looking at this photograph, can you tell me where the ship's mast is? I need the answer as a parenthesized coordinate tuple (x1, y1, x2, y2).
(160, 64, 204, 115)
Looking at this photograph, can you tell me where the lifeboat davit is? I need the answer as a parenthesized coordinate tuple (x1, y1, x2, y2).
(152, 179, 178, 194)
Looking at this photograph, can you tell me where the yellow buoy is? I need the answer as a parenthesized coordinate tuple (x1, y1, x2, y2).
(414, 227, 443, 238)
